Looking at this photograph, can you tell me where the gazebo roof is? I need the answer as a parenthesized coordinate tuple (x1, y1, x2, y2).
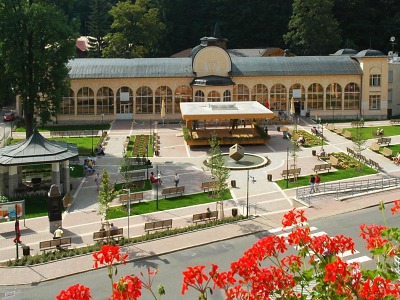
(0, 129, 79, 166)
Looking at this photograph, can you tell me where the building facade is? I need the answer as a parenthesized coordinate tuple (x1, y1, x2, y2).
(17, 36, 389, 124)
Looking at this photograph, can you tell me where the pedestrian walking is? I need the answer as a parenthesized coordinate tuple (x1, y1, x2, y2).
(315, 175, 321, 192)
(310, 175, 316, 193)
(13, 216, 21, 244)
(95, 172, 100, 191)
(174, 173, 179, 187)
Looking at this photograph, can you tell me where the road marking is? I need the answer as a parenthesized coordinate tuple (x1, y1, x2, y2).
(346, 256, 372, 264)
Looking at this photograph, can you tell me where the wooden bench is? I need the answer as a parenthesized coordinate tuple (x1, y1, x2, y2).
(326, 124, 335, 131)
(377, 137, 391, 146)
(381, 147, 393, 160)
(351, 121, 364, 127)
(281, 168, 301, 180)
(370, 142, 380, 152)
(93, 228, 124, 243)
(192, 211, 219, 224)
(161, 186, 185, 198)
(313, 163, 332, 174)
(390, 119, 400, 125)
(368, 159, 380, 170)
(201, 181, 215, 192)
(329, 156, 339, 166)
(144, 219, 172, 234)
(343, 130, 352, 139)
(128, 171, 146, 181)
(119, 192, 144, 204)
(39, 237, 72, 252)
(335, 127, 343, 134)
(346, 147, 356, 157)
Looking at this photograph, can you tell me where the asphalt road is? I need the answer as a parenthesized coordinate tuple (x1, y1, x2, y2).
(0, 206, 397, 300)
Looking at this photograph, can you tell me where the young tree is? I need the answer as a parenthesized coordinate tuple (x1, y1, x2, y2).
(207, 134, 230, 218)
(0, 0, 78, 137)
(87, 0, 112, 57)
(352, 119, 367, 172)
(97, 170, 116, 221)
(119, 153, 136, 189)
(284, 0, 342, 55)
(103, 0, 165, 58)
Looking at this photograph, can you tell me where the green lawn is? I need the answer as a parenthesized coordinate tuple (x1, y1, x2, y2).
(106, 190, 231, 219)
(276, 165, 377, 189)
(343, 125, 400, 138)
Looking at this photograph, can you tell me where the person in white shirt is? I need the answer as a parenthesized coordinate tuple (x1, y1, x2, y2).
(174, 173, 180, 187)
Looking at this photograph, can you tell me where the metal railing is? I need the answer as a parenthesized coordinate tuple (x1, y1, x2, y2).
(296, 177, 400, 205)
(395, 256, 400, 276)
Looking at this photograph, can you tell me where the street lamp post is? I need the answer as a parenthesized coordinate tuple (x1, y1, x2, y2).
(91, 127, 94, 157)
(319, 118, 323, 147)
(286, 147, 289, 188)
(246, 169, 249, 217)
(123, 188, 131, 239)
(101, 114, 104, 135)
(330, 106, 334, 122)
(156, 165, 159, 210)
(145, 146, 149, 179)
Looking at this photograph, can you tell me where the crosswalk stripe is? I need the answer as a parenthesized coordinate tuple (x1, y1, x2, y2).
(346, 256, 372, 264)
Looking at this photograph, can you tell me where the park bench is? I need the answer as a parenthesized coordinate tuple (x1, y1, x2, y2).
(329, 156, 339, 166)
(326, 124, 335, 131)
(93, 228, 124, 243)
(201, 181, 215, 192)
(161, 186, 185, 198)
(119, 192, 144, 204)
(390, 119, 400, 125)
(335, 127, 344, 135)
(354, 153, 368, 164)
(192, 211, 219, 224)
(368, 159, 380, 170)
(313, 163, 332, 174)
(128, 171, 146, 181)
(377, 137, 391, 146)
(351, 121, 364, 127)
(281, 168, 301, 180)
(346, 147, 356, 157)
(39, 237, 72, 252)
(144, 219, 172, 234)
(343, 131, 352, 139)
(370, 142, 380, 152)
(381, 147, 393, 160)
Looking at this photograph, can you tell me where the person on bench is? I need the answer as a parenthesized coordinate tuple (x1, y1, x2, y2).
(110, 223, 118, 230)
(376, 128, 384, 136)
(150, 172, 163, 185)
(53, 226, 63, 240)
(317, 148, 326, 160)
(297, 136, 305, 146)
(394, 152, 400, 165)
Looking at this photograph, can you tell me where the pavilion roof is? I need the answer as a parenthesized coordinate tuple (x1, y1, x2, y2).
(0, 129, 79, 166)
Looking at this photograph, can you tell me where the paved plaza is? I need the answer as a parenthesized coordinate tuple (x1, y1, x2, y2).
(0, 118, 399, 285)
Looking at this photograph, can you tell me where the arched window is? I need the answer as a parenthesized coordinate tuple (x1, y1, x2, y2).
(270, 84, 287, 111)
(223, 90, 231, 101)
(175, 85, 192, 113)
(251, 84, 268, 106)
(326, 83, 342, 109)
(307, 83, 323, 110)
(207, 91, 220, 102)
(77, 87, 94, 115)
(136, 86, 153, 114)
(344, 82, 360, 110)
(116, 86, 133, 114)
(155, 86, 172, 114)
(194, 90, 205, 102)
(233, 84, 249, 101)
(60, 89, 74, 115)
(96, 87, 114, 115)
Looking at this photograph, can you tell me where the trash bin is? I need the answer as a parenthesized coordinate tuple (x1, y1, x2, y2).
(277, 126, 281, 132)
(267, 174, 272, 181)
(22, 246, 30, 256)
(312, 150, 317, 156)
(232, 208, 238, 217)
(231, 180, 236, 188)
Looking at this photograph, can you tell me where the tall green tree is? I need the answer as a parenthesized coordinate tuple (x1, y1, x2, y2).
(87, 0, 112, 57)
(97, 170, 116, 220)
(103, 0, 165, 58)
(284, 0, 342, 55)
(0, 0, 78, 137)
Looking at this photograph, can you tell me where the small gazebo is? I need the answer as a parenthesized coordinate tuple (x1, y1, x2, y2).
(0, 129, 79, 198)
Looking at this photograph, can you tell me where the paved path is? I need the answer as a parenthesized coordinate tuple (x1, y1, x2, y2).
(0, 118, 399, 285)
